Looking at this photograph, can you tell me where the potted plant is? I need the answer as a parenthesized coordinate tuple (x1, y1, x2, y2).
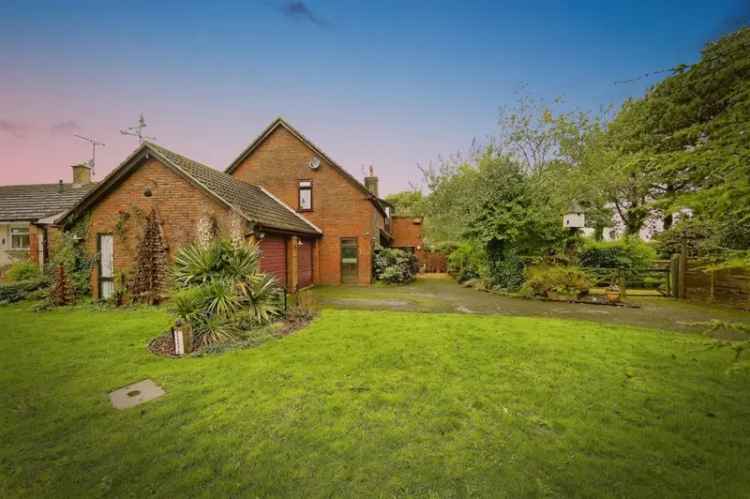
(605, 284, 621, 303)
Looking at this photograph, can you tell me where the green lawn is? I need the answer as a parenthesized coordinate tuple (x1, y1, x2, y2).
(1, 304, 749, 498)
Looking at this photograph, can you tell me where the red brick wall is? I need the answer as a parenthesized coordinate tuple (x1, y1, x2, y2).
(391, 216, 423, 249)
(83, 158, 235, 299)
(230, 126, 380, 285)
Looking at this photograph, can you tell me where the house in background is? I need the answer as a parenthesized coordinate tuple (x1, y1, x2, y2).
(0, 164, 96, 268)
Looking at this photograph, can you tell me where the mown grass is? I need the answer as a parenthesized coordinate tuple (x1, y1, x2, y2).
(1, 303, 749, 498)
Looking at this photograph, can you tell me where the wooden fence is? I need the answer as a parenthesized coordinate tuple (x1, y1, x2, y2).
(670, 255, 750, 307)
(417, 250, 448, 273)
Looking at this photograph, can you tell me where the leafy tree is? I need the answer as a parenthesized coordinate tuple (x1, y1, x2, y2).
(589, 27, 750, 244)
(384, 190, 425, 217)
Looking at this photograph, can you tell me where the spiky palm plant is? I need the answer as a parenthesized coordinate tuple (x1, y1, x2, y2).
(172, 239, 282, 347)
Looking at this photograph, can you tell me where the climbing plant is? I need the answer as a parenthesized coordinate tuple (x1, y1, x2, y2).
(129, 209, 169, 304)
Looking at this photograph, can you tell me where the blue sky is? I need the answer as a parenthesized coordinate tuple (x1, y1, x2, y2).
(1, 0, 747, 193)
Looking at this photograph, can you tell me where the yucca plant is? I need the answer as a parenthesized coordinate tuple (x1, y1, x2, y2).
(171, 239, 282, 347)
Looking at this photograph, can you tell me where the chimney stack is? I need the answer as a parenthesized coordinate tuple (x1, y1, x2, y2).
(58, 179, 64, 193)
(71, 163, 92, 188)
(364, 165, 379, 198)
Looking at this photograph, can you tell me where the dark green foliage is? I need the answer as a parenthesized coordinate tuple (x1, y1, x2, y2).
(520, 264, 593, 299)
(657, 217, 750, 258)
(447, 241, 486, 283)
(172, 240, 282, 348)
(374, 247, 419, 284)
(579, 237, 656, 273)
(427, 149, 566, 289)
(4, 260, 41, 283)
(488, 249, 525, 290)
(50, 217, 94, 298)
(0, 278, 47, 304)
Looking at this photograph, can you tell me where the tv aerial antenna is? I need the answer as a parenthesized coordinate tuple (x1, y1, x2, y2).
(120, 113, 156, 144)
(74, 134, 105, 178)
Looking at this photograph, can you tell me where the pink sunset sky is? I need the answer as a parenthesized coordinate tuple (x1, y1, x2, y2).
(1, 1, 743, 195)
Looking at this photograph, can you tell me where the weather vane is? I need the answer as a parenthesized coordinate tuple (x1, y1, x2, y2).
(74, 134, 105, 178)
(120, 113, 156, 144)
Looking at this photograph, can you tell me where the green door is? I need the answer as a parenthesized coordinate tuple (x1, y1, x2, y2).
(341, 238, 358, 284)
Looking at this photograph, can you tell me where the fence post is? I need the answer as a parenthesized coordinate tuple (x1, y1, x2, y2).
(678, 245, 688, 299)
(670, 254, 680, 298)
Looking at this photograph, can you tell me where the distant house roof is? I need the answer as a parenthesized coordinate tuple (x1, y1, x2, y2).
(60, 142, 321, 236)
(225, 117, 390, 217)
(0, 182, 97, 223)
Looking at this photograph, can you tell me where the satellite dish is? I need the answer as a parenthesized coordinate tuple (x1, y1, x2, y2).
(308, 156, 321, 170)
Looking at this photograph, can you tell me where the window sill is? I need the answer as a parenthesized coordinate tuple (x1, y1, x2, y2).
(297, 209, 314, 213)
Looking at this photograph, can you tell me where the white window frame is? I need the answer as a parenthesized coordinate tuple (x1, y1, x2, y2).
(298, 180, 313, 211)
(10, 227, 30, 250)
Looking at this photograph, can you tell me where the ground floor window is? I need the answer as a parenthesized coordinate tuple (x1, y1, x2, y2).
(11, 227, 30, 249)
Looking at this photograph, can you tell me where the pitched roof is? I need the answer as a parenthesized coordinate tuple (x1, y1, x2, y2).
(0, 182, 97, 222)
(225, 117, 390, 216)
(61, 142, 321, 236)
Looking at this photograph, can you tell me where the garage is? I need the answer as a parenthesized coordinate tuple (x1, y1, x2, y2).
(259, 234, 287, 287)
(298, 238, 313, 288)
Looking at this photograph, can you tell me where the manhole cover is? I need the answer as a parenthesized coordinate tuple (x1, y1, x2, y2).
(109, 379, 165, 410)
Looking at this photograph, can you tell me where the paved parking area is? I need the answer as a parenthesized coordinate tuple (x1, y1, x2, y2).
(312, 274, 750, 336)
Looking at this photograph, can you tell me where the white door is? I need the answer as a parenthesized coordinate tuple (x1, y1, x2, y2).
(99, 234, 114, 300)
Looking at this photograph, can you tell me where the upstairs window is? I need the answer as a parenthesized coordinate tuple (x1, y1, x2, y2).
(11, 227, 30, 249)
(298, 180, 312, 211)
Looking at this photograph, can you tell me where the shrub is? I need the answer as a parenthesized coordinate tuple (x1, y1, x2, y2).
(487, 250, 525, 290)
(373, 247, 419, 284)
(578, 237, 656, 284)
(48, 225, 95, 298)
(0, 278, 47, 304)
(4, 260, 40, 283)
(171, 240, 283, 348)
(447, 242, 487, 283)
(520, 265, 592, 299)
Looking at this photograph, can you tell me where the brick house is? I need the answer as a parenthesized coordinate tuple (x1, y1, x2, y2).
(56, 141, 321, 299)
(226, 117, 396, 285)
(3, 117, 422, 296)
(0, 164, 96, 269)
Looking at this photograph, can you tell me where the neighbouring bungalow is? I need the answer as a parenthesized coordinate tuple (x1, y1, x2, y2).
(26, 117, 421, 299)
(0, 164, 97, 268)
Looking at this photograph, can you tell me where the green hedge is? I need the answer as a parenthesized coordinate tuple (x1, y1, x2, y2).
(447, 242, 487, 283)
(520, 265, 592, 299)
(578, 237, 656, 280)
(0, 279, 48, 304)
(4, 260, 41, 283)
(374, 248, 419, 284)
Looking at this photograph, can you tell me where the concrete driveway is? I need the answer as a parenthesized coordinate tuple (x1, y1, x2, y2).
(311, 274, 750, 336)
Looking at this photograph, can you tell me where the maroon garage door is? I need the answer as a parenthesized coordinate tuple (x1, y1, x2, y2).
(298, 238, 313, 288)
(259, 235, 287, 287)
